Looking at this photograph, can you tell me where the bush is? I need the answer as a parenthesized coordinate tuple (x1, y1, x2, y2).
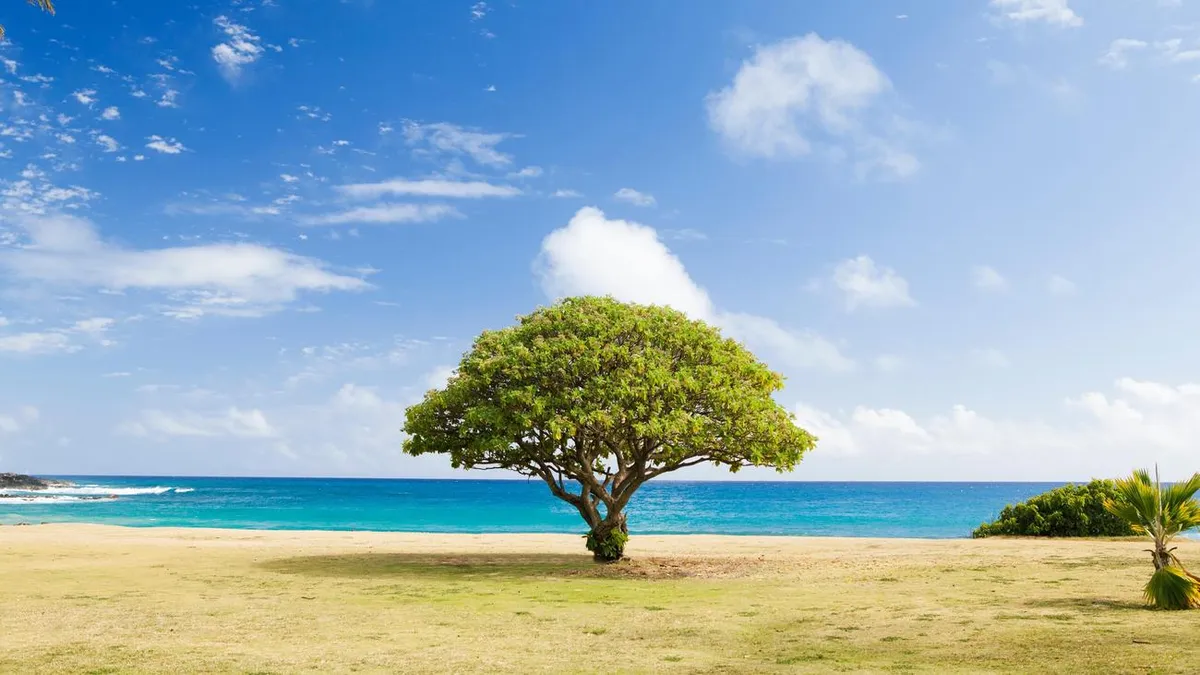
(972, 479, 1136, 538)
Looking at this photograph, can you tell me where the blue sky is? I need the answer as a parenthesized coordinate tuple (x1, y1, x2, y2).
(2, 0, 1200, 480)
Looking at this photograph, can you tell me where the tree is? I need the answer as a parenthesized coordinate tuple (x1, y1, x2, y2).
(0, 0, 55, 40)
(972, 480, 1134, 538)
(403, 296, 815, 562)
(1104, 467, 1200, 610)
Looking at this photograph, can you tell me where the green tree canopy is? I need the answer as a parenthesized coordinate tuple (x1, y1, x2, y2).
(403, 296, 815, 561)
(972, 480, 1135, 538)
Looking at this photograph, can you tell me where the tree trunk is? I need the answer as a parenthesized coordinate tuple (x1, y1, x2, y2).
(1153, 539, 1171, 571)
(586, 510, 629, 563)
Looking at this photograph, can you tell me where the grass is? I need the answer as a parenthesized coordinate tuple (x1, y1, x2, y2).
(1, 525, 1198, 673)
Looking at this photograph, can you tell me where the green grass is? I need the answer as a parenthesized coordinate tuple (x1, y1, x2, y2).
(1, 526, 1198, 673)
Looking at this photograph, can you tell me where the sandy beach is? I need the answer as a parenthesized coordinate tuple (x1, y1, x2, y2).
(2, 524, 1199, 673)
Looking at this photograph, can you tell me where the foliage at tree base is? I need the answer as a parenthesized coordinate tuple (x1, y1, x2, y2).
(585, 528, 629, 563)
(1144, 565, 1200, 610)
(972, 480, 1136, 538)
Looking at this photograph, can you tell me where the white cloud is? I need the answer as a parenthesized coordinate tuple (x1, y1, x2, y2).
(509, 166, 543, 179)
(970, 348, 1011, 369)
(0, 406, 38, 434)
(100, 106, 120, 120)
(795, 377, 1200, 480)
(157, 89, 180, 108)
(401, 121, 513, 167)
(0, 331, 76, 355)
(146, 135, 186, 154)
(613, 187, 656, 207)
(1099, 39, 1148, 69)
(119, 408, 276, 439)
(1154, 38, 1200, 64)
(0, 213, 370, 318)
(705, 33, 918, 178)
(337, 178, 520, 200)
(552, 189, 582, 199)
(874, 354, 905, 372)
(212, 16, 265, 82)
(281, 174, 299, 183)
(536, 207, 854, 372)
(831, 255, 915, 311)
(1048, 274, 1076, 296)
(990, 0, 1082, 27)
(971, 265, 1008, 292)
(424, 365, 455, 390)
(72, 89, 97, 106)
(94, 134, 121, 153)
(300, 204, 460, 226)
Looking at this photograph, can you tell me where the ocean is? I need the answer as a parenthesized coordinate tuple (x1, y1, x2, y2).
(0, 476, 1070, 538)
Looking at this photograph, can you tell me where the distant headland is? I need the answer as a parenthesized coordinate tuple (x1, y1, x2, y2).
(0, 473, 73, 490)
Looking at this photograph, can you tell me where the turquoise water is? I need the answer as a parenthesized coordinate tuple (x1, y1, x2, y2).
(0, 477, 1072, 538)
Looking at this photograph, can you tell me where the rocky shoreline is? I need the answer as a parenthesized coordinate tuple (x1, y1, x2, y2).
(0, 473, 74, 490)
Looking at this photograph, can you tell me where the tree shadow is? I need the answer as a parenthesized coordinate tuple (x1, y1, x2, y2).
(1024, 597, 1146, 612)
(260, 552, 599, 581)
(260, 552, 757, 581)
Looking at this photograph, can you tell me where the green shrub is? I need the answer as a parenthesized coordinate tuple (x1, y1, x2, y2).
(972, 480, 1136, 538)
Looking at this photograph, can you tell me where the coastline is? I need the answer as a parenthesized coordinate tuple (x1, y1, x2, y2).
(4, 521, 1188, 556)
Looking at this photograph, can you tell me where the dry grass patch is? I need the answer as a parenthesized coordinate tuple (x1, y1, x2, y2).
(1, 525, 1199, 673)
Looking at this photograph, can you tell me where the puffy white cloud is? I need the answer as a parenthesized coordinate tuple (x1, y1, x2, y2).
(100, 106, 120, 120)
(705, 33, 917, 178)
(613, 187, 656, 207)
(119, 408, 277, 439)
(536, 207, 854, 372)
(337, 178, 520, 199)
(94, 134, 120, 153)
(792, 377, 1200, 480)
(1048, 274, 1076, 296)
(0, 213, 370, 318)
(401, 121, 513, 167)
(972, 265, 1007, 292)
(212, 16, 264, 81)
(832, 255, 915, 310)
(552, 189, 582, 198)
(990, 0, 1082, 27)
(1099, 39, 1148, 69)
(146, 135, 186, 154)
(300, 203, 459, 226)
(72, 89, 97, 106)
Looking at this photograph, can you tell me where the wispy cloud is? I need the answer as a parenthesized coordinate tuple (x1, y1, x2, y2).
(300, 204, 460, 226)
(337, 178, 521, 199)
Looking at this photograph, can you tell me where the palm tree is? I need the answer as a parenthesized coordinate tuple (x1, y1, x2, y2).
(0, 0, 55, 40)
(1104, 467, 1200, 610)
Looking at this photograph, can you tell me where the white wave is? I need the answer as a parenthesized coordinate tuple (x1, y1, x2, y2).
(3, 485, 177, 496)
(174, 488, 195, 494)
(0, 495, 89, 504)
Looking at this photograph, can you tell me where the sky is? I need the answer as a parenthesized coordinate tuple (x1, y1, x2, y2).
(2, 0, 1200, 481)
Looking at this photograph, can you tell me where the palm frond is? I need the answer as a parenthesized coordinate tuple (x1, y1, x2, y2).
(1145, 564, 1200, 610)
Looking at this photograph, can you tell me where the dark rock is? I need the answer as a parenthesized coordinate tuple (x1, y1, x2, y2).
(0, 473, 73, 490)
